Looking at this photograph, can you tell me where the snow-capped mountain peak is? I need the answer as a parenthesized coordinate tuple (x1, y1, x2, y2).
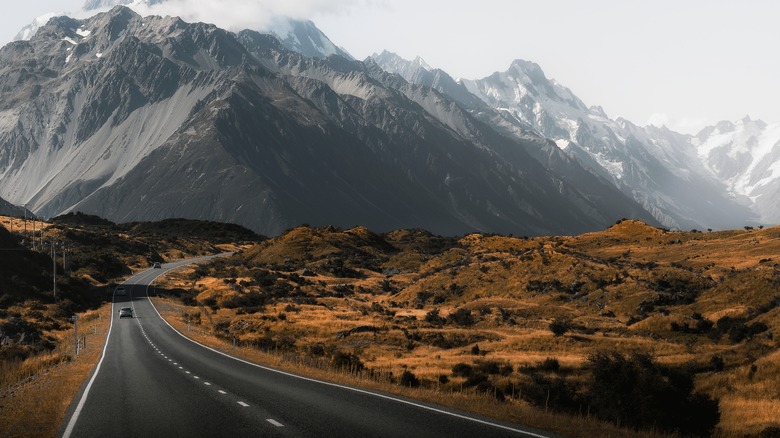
(266, 17, 352, 60)
(694, 117, 780, 221)
(13, 12, 65, 41)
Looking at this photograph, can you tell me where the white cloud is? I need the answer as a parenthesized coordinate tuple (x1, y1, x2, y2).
(120, 0, 368, 32)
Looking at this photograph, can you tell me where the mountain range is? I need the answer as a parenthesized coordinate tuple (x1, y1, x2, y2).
(1, 3, 777, 235)
(372, 51, 776, 231)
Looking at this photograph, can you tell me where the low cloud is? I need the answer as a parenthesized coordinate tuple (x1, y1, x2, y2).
(115, 0, 371, 32)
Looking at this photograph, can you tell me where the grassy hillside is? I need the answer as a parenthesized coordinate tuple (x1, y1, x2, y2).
(154, 221, 780, 437)
(0, 214, 263, 437)
(0, 213, 259, 379)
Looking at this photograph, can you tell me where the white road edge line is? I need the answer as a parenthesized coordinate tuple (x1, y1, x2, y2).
(62, 261, 220, 438)
(145, 272, 549, 438)
(62, 269, 155, 438)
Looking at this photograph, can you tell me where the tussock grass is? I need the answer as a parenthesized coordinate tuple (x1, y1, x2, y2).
(151, 221, 780, 436)
(153, 297, 659, 438)
(0, 303, 112, 438)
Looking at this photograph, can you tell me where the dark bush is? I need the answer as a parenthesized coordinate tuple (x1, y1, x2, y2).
(519, 373, 578, 412)
(475, 360, 501, 375)
(549, 317, 572, 336)
(710, 355, 725, 372)
(448, 308, 475, 326)
(220, 291, 266, 309)
(399, 370, 420, 387)
(585, 350, 719, 436)
(451, 363, 473, 378)
(331, 351, 364, 372)
(424, 309, 445, 325)
(538, 357, 561, 373)
(712, 316, 769, 343)
(464, 372, 488, 387)
(499, 363, 514, 376)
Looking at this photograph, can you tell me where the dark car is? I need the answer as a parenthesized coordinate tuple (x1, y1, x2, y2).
(119, 307, 133, 318)
(116, 286, 126, 296)
(153, 262, 162, 269)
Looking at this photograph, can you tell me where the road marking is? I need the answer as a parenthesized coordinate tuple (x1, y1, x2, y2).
(62, 293, 117, 438)
(144, 255, 548, 438)
(194, 376, 200, 379)
(267, 419, 284, 427)
(204, 382, 211, 386)
(151, 298, 549, 438)
(185, 371, 191, 374)
(179, 366, 184, 369)
(238, 402, 249, 407)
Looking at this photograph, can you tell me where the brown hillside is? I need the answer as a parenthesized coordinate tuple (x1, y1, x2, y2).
(154, 220, 780, 436)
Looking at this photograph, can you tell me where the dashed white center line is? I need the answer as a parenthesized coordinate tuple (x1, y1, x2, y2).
(267, 419, 284, 427)
(185, 371, 191, 374)
(238, 402, 249, 407)
(204, 382, 211, 386)
(218, 390, 226, 394)
(193, 376, 200, 379)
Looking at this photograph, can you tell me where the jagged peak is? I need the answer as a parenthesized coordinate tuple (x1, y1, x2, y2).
(590, 105, 609, 119)
(509, 59, 546, 77)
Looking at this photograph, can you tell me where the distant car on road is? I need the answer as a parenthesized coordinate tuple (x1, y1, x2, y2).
(116, 287, 126, 295)
(153, 262, 161, 269)
(118, 307, 133, 318)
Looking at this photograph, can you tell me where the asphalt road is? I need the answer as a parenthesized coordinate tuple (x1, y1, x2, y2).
(60, 258, 557, 438)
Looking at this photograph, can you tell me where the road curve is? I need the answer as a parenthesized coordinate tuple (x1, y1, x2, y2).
(60, 257, 559, 438)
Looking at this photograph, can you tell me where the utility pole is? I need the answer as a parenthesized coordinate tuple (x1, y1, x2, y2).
(52, 241, 57, 299)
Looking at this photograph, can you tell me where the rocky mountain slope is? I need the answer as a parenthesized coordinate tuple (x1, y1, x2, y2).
(372, 52, 764, 231)
(0, 7, 654, 236)
(0, 196, 28, 217)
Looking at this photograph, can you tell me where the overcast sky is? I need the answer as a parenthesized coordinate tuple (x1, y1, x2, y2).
(2, 0, 778, 134)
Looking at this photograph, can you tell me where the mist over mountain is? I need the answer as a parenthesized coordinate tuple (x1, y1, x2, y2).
(0, 6, 656, 236)
(372, 51, 767, 230)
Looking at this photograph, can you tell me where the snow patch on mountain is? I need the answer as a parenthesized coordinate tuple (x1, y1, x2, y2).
(694, 117, 780, 222)
(13, 13, 64, 41)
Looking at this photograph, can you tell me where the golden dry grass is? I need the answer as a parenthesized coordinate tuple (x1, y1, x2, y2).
(150, 221, 780, 436)
(0, 303, 112, 438)
(152, 297, 658, 438)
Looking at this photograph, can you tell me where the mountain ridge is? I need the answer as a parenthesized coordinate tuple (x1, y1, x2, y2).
(372, 50, 767, 230)
(0, 7, 655, 236)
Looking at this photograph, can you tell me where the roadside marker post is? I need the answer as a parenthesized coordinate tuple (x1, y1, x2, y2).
(72, 315, 80, 356)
